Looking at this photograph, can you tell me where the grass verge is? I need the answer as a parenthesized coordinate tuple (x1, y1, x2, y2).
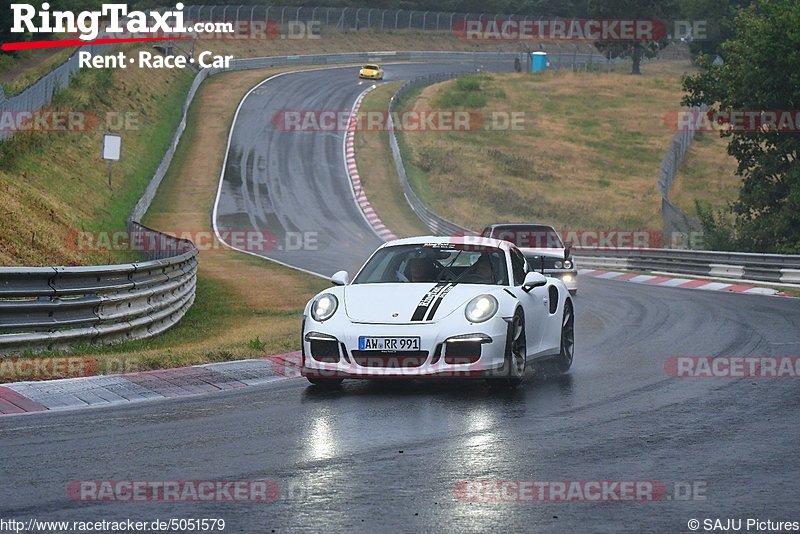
(0, 43, 194, 266)
(394, 60, 739, 232)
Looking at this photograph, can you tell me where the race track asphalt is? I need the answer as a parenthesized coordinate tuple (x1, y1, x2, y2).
(1, 61, 798, 533)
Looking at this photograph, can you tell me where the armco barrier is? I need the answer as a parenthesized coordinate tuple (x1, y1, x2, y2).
(0, 223, 197, 352)
(575, 248, 800, 285)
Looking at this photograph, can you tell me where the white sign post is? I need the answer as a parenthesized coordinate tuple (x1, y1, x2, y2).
(102, 133, 122, 189)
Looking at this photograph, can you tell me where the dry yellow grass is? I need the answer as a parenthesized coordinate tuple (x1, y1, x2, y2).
(396, 59, 740, 232)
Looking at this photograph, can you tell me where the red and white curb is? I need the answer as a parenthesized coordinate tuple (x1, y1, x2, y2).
(579, 269, 790, 297)
(0, 352, 303, 416)
(345, 86, 397, 242)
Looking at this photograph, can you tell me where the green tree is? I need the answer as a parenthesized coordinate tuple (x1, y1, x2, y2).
(587, 0, 677, 74)
(682, 0, 800, 253)
(677, 0, 750, 59)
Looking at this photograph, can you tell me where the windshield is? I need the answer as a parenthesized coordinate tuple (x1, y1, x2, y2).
(353, 243, 508, 285)
(488, 225, 563, 249)
(363, 65, 379, 70)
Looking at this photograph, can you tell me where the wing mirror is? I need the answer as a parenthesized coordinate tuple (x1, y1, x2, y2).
(331, 270, 349, 286)
(564, 241, 573, 260)
(522, 271, 547, 292)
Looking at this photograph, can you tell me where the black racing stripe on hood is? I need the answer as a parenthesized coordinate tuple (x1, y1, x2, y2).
(411, 282, 449, 321)
(425, 283, 457, 321)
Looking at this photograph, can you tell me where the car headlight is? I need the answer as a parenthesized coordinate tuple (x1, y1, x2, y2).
(554, 260, 563, 269)
(311, 293, 338, 322)
(465, 294, 498, 323)
(563, 259, 573, 269)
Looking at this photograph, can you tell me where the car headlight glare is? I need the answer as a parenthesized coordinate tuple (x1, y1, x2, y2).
(554, 260, 563, 269)
(563, 260, 573, 269)
(311, 293, 338, 322)
(465, 294, 498, 323)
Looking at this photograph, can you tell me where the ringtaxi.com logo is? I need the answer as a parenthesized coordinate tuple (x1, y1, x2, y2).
(9, 3, 219, 43)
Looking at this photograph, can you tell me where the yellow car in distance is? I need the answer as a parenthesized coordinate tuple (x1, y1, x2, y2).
(359, 64, 384, 80)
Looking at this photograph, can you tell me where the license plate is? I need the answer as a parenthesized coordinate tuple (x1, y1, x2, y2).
(358, 336, 420, 351)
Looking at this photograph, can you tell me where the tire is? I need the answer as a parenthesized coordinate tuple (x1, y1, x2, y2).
(488, 309, 526, 389)
(307, 377, 344, 387)
(554, 300, 575, 373)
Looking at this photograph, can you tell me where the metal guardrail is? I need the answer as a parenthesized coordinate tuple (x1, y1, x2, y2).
(575, 248, 800, 284)
(0, 223, 198, 351)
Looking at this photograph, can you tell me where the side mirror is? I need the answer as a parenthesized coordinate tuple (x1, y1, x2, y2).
(331, 270, 349, 286)
(564, 241, 573, 260)
(522, 271, 547, 292)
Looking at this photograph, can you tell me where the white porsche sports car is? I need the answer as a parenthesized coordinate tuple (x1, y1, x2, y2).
(301, 236, 575, 388)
